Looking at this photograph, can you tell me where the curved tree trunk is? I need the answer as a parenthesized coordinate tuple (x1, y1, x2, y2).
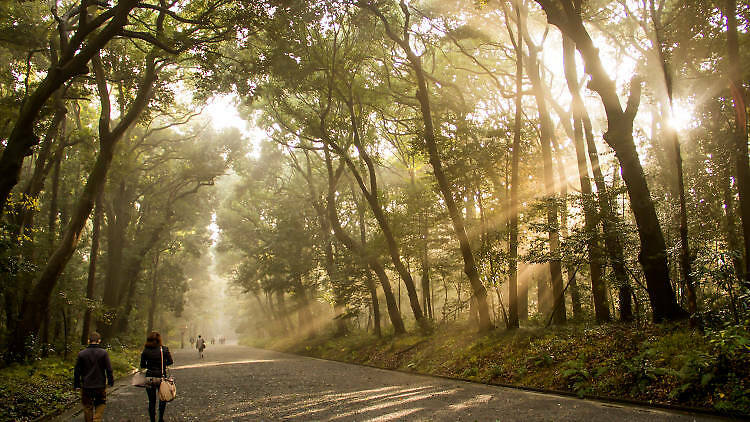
(333, 98, 427, 330)
(562, 36, 610, 323)
(0, 1, 139, 215)
(359, 1, 492, 331)
(7, 138, 117, 360)
(535, 0, 684, 322)
(323, 148, 405, 334)
(295, 152, 356, 336)
(358, 196, 381, 337)
(6, 51, 157, 361)
(526, 40, 565, 325)
(81, 192, 102, 344)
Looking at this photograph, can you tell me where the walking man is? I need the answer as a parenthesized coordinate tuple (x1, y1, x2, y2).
(74, 332, 114, 422)
(196, 334, 206, 358)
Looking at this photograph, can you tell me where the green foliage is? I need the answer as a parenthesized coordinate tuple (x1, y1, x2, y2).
(0, 347, 139, 422)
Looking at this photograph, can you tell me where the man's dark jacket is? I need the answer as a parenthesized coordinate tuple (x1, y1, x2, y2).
(140, 345, 173, 378)
(74, 344, 114, 389)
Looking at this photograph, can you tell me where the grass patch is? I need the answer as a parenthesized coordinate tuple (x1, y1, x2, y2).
(267, 321, 750, 416)
(0, 346, 140, 422)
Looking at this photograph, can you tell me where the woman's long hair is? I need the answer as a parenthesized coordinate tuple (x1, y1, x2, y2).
(145, 331, 162, 348)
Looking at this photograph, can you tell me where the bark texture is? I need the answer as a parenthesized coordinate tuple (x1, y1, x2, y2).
(534, 0, 684, 322)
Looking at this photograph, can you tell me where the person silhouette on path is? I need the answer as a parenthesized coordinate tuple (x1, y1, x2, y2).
(196, 335, 206, 358)
(140, 331, 173, 422)
(74, 332, 114, 422)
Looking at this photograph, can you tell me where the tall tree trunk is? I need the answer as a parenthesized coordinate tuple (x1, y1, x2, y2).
(535, 0, 684, 322)
(725, 0, 750, 283)
(146, 252, 160, 335)
(294, 276, 314, 336)
(7, 137, 117, 360)
(270, 292, 289, 335)
(99, 180, 131, 338)
(421, 228, 432, 319)
(649, 0, 704, 326)
(360, 1, 492, 331)
(296, 152, 354, 336)
(724, 173, 745, 280)
(526, 39, 566, 325)
(553, 142, 581, 320)
(465, 191, 481, 325)
(81, 192, 102, 345)
(604, 161, 635, 321)
(6, 51, 157, 361)
(649, 0, 698, 322)
(562, 36, 610, 323)
(334, 99, 427, 329)
(323, 148, 405, 334)
(506, 0, 524, 329)
(358, 196, 381, 337)
(412, 169, 433, 320)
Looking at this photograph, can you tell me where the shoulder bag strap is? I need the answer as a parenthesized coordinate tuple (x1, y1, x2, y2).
(160, 346, 164, 378)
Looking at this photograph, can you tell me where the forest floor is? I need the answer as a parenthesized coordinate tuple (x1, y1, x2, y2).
(253, 321, 750, 418)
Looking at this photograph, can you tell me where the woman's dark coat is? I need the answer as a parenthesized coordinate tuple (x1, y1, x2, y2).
(140, 345, 173, 378)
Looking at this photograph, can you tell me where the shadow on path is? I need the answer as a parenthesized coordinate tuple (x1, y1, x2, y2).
(53, 345, 718, 421)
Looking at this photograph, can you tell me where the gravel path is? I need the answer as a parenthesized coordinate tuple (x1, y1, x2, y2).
(54, 344, 720, 421)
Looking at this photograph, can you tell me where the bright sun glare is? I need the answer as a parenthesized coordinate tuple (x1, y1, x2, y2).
(667, 100, 697, 132)
(205, 94, 247, 131)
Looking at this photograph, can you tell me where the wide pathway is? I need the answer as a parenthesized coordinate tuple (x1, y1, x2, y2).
(55, 344, 720, 421)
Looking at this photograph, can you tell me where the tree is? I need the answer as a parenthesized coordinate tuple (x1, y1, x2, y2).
(562, 35, 610, 323)
(6, 45, 159, 360)
(533, 0, 685, 322)
(0, 1, 140, 215)
(358, 0, 493, 331)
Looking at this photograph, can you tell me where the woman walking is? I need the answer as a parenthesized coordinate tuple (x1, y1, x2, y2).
(140, 332, 173, 422)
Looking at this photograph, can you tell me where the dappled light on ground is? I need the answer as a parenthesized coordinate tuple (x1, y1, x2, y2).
(171, 359, 275, 370)
(58, 345, 710, 421)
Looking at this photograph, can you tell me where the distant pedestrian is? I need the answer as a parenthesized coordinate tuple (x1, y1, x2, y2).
(140, 331, 173, 422)
(189, 336, 195, 347)
(74, 332, 114, 422)
(196, 335, 206, 358)
(211, 337, 215, 345)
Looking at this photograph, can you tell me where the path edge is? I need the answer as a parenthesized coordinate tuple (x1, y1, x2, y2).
(259, 346, 745, 421)
(34, 369, 138, 422)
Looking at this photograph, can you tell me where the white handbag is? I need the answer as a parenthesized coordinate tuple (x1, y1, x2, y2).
(131, 371, 147, 387)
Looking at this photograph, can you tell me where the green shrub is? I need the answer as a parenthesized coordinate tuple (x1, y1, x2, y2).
(0, 347, 139, 422)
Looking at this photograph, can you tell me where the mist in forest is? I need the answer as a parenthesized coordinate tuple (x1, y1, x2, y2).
(0, 0, 749, 419)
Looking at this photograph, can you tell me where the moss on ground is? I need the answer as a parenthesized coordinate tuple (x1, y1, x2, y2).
(256, 322, 750, 416)
(0, 346, 140, 422)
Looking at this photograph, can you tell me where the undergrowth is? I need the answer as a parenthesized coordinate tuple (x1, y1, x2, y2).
(0, 346, 139, 422)
(256, 321, 750, 416)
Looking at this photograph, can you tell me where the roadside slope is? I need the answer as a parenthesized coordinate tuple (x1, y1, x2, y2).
(264, 322, 750, 418)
